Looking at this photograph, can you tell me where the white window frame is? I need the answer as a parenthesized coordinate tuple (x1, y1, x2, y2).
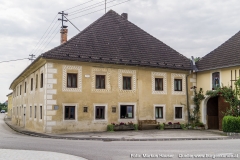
(171, 73, 186, 95)
(210, 70, 221, 90)
(93, 103, 108, 122)
(118, 102, 137, 122)
(152, 72, 167, 94)
(153, 104, 166, 122)
(62, 103, 78, 122)
(174, 105, 184, 121)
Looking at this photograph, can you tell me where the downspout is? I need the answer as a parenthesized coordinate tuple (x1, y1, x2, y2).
(186, 73, 190, 124)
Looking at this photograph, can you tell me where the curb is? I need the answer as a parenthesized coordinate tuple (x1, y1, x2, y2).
(4, 118, 240, 141)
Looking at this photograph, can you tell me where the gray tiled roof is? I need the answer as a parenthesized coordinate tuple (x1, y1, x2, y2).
(42, 10, 191, 70)
(196, 31, 240, 71)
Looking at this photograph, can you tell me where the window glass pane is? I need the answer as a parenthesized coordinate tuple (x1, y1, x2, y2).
(65, 107, 69, 119)
(127, 106, 133, 118)
(178, 80, 182, 91)
(174, 80, 177, 91)
(212, 72, 220, 89)
(72, 75, 77, 87)
(70, 107, 75, 119)
(67, 75, 71, 87)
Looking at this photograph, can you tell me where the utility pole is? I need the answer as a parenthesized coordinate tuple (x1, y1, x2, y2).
(58, 11, 68, 29)
(29, 54, 36, 62)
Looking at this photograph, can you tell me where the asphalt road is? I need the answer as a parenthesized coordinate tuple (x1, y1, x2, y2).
(0, 114, 240, 160)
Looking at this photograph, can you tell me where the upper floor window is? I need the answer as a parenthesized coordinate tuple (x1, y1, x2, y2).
(96, 75, 105, 89)
(123, 76, 131, 90)
(174, 79, 182, 91)
(40, 73, 43, 88)
(36, 74, 38, 89)
(212, 72, 220, 90)
(67, 73, 77, 88)
(155, 78, 163, 91)
(31, 78, 33, 91)
(24, 82, 27, 93)
(20, 85, 22, 95)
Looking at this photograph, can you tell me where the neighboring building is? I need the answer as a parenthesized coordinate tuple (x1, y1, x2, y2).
(196, 30, 240, 130)
(6, 93, 12, 117)
(10, 10, 196, 133)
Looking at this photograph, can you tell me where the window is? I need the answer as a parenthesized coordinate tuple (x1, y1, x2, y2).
(67, 73, 77, 88)
(24, 82, 27, 93)
(34, 106, 37, 118)
(83, 107, 88, 113)
(40, 73, 43, 88)
(120, 105, 133, 118)
(30, 106, 32, 118)
(96, 75, 105, 89)
(155, 78, 163, 91)
(123, 76, 131, 90)
(65, 106, 75, 120)
(155, 107, 163, 119)
(175, 107, 182, 119)
(174, 79, 182, 91)
(20, 85, 22, 95)
(31, 78, 33, 91)
(212, 72, 220, 90)
(95, 106, 105, 119)
(40, 106, 42, 119)
(36, 74, 38, 89)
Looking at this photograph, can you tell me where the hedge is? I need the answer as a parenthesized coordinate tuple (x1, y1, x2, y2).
(222, 116, 240, 132)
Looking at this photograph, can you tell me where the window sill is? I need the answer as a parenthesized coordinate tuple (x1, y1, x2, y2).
(39, 119, 43, 122)
(34, 118, 37, 121)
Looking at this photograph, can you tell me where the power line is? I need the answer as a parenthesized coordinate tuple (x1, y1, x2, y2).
(0, 58, 29, 64)
(30, 14, 58, 55)
(35, 21, 60, 55)
(68, 0, 118, 17)
(64, 0, 94, 11)
(41, 23, 61, 53)
(69, 0, 131, 20)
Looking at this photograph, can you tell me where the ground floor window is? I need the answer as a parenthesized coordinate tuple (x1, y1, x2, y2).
(120, 105, 134, 118)
(65, 106, 75, 120)
(30, 106, 32, 118)
(155, 107, 163, 119)
(95, 106, 105, 119)
(34, 106, 37, 118)
(175, 107, 182, 119)
(40, 106, 42, 119)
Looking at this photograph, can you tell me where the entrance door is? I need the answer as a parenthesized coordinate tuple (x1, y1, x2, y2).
(207, 97, 219, 129)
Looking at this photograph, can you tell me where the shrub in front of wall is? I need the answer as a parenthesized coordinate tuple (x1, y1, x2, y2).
(107, 124, 114, 132)
(133, 124, 138, 130)
(159, 124, 164, 130)
(222, 116, 240, 132)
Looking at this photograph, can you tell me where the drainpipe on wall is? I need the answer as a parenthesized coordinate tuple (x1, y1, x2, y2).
(186, 72, 190, 124)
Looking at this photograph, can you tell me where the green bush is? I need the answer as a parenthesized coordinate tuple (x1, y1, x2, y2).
(133, 124, 138, 130)
(222, 116, 240, 132)
(107, 124, 114, 132)
(159, 124, 164, 130)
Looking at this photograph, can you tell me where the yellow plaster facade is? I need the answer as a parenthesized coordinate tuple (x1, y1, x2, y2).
(10, 59, 196, 133)
(6, 93, 13, 117)
(197, 66, 240, 127)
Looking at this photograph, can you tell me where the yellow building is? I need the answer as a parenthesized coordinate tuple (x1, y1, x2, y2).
(10, 10, 196, 133)
(6, 92, 13, 117)
(196, 30, 240, 130)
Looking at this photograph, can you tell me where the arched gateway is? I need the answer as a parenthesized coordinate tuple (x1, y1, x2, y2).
(202, 96, 230, 130)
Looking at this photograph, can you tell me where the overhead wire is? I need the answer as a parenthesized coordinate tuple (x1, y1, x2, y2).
(64, 0, 94, 11)
(0, 58, 29, 64)
(30, 14, 58, 55)
(41, 23, 61, 54)
(68, 0, 118, 16)
(69, 0, 131, 20)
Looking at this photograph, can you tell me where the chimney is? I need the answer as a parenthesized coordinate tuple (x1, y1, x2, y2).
(121, 13, 128, 20)
(60, 28, 68, 44)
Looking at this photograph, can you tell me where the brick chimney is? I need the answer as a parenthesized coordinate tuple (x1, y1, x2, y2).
(121, 13, 128, 20)
(60, 28, 68, 44)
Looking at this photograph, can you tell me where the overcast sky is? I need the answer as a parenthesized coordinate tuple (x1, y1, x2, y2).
(1, 0, 240, 102)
